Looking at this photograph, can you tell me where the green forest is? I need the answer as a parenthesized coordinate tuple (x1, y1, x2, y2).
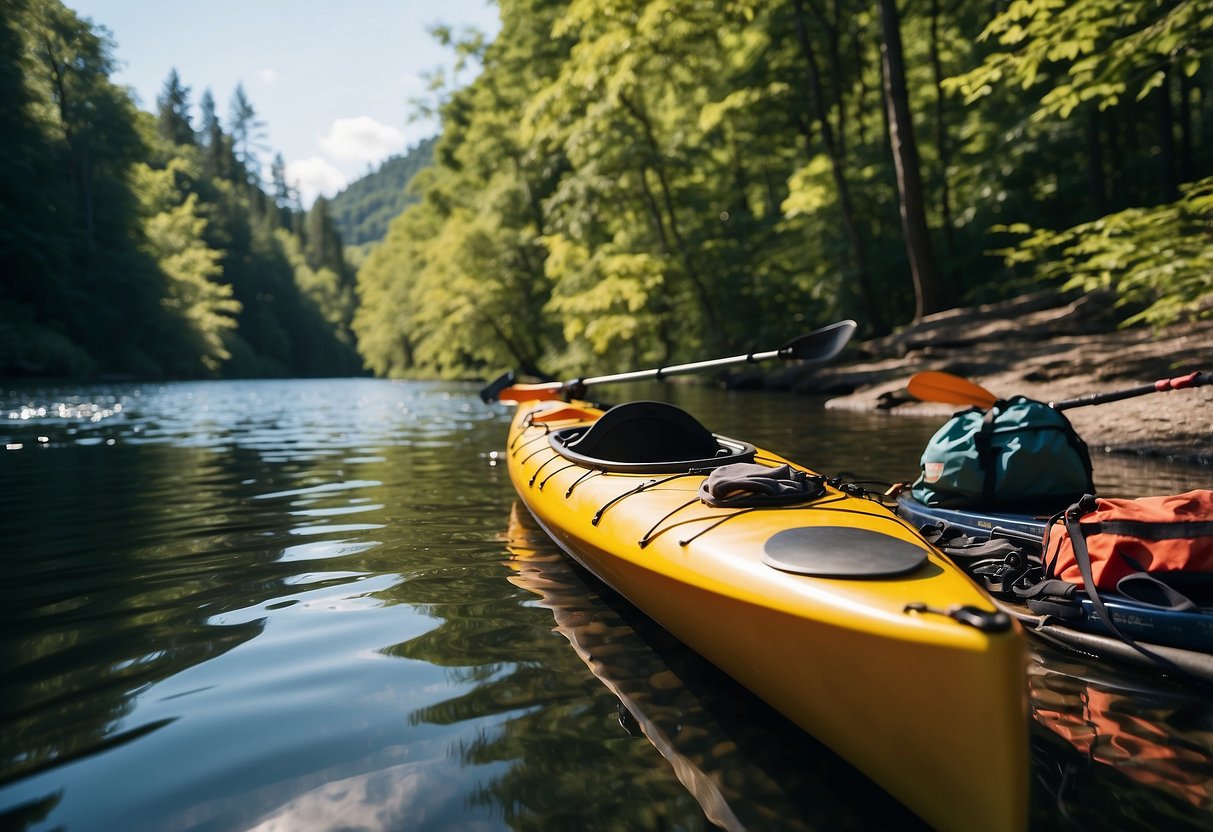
(329, 137, 435, 251)
(3, 0, 1212, 382)
(1, 0, 361, 378)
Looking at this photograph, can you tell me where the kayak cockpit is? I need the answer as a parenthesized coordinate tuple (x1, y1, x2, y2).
(549, 400, 756, 474)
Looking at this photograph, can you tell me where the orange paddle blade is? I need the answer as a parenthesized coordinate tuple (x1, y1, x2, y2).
(906, 371, 998, 409)
(498, 382, 565, 403)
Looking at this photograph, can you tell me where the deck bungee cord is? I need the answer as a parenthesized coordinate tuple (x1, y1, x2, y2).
(514, 407, 926, 552)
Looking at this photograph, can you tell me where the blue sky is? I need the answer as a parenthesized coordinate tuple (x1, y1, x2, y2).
(68, 0, 501, 205)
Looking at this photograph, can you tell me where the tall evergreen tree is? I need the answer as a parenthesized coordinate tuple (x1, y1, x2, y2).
(270, 152, 291, 208)
(228, 83, 266, 184)
(197, 88, 230, 180)
(156, 68, 195, 147)
(304, 196, 350, 283)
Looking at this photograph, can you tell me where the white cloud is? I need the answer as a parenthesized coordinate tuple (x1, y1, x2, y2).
(319, 116, 406, 165)
(285, 156, 348, 207)
(258, 68, 278, 85)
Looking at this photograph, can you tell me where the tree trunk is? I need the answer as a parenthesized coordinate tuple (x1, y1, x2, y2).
(1106, 109, 1125, 207)
(878, 0, 946, 319)
(1085, 109, 1108, 213)
(790, 0, 885, 332)
(1178, 71, 1194, 183)
(1155, 72, 1178, 201)
(619, 92, 722, 335)
(927, 0, 958, 280)
(851, 20, 870, 148)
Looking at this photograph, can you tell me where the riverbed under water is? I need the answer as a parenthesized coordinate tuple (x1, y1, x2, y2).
(1, 378, 1210, 831)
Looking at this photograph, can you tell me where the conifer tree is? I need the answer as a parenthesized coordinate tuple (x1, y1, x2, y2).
(156, 68, 195, 147)
(229, 83, 266, 184)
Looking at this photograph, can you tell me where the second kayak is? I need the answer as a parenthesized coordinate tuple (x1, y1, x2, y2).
(897, 493, 1213, 682)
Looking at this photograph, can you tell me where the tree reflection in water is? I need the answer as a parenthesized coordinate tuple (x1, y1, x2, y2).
(405, 502, 922, 831)
(0, 443, 272, 787)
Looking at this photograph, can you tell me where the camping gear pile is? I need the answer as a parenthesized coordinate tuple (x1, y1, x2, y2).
(897, 370, 1213, 684)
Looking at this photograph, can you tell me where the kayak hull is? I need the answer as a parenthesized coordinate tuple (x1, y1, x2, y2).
(506, 400, 1028, 832)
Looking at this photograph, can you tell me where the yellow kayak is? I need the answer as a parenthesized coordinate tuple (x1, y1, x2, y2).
(505, 397, 1028, 832)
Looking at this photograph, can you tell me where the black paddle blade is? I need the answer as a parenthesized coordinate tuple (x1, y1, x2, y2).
(479, 371, 516, 403)
(781, 319, 857, 363)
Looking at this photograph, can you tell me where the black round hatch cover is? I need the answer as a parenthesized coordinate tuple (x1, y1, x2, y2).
(762, 526, 927, 578)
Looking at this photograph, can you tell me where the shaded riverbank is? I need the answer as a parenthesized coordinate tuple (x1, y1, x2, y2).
(765, 292, 1213, 464)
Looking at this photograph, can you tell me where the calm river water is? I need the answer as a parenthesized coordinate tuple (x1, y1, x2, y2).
(1, 378, 1210, 831)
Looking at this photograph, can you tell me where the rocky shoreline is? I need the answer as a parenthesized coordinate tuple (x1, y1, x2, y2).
(758, 292, 1213, 465)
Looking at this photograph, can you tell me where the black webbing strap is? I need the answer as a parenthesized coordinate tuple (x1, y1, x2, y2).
(976, 406, 1000, 507)
(1077, 519, 1213, 540)
(1065, 496, 1129, 642)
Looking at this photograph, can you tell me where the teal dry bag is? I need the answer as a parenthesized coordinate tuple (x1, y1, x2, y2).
(911, 395, 1094, 510)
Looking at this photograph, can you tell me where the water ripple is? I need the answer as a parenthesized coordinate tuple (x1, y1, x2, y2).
(2, 378, 1209, 832)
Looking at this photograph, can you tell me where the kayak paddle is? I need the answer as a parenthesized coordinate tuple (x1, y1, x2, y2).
(480, 319, 858, 403)
(905, 371, 998, 409)
(906, 369, 1210, 411)
(1051, 370, 1211, 410)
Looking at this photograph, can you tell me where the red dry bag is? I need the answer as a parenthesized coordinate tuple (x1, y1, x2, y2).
(1046, 490, 1213, 593)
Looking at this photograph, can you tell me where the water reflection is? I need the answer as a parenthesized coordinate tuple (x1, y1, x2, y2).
(1, 442, 271, 787)
(0, 378, 1209, 831)
(501, 503, 925, 831)
(1, 380, 507, 831)
(1028, 649, 1213, 828)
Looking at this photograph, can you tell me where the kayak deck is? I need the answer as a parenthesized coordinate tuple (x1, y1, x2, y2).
(506, 399, 1028, 832)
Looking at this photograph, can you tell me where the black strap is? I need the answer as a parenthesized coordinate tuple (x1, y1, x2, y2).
(1078, 519, 1213, 540)
(1025, 596, 1085, 620)
(1015, 578, 1077, 601)
(1065, 495, 1128, 640)
(944, 537, 1022, 562)
(1115, 573, 1199, 611)
(976, 406, 1000, 507)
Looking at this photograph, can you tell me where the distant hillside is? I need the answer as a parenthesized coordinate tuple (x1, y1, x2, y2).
(330, 137, 435, 246)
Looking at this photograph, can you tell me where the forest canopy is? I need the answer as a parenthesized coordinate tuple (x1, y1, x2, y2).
(1, 0, 361, 378)
(354, 0, 1213, 381)
(2, 0, 1210, 382)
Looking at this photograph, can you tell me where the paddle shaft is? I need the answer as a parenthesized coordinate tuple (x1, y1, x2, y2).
(493, 351, 795, 401)
(578, 346, 804, 386)
(485, 320, 856, 402)
(1051, 371, 1211, 410)
(907, 369, 1209, 411)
